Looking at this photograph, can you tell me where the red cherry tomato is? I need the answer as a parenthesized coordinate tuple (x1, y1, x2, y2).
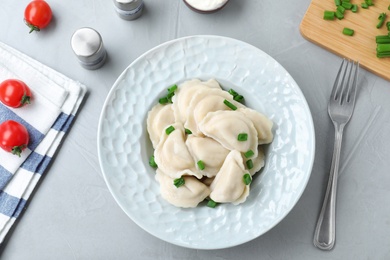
(0, 120, 30, 157)
(24, 0, 52, 33)
(0, 79, 32, 108)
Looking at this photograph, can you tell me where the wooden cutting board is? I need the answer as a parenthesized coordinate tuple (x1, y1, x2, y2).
(300, 0, 390, 81)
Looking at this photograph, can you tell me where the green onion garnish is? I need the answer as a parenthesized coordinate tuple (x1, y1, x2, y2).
(197, 160, 205, 170)
(165, 125, 175, 135)
(246, 159, 254, 170)
(237, 133, 248, 141)
(341, 2, 352, 9)
(335, 10, 344, 19)
(337, 5, 345, 14)
(377, 13, 387, 29)
(342, 27, 354, 36)
(149, 155, 158, 168)
(223, 99, 237, 110)
(168, 84, 178, 93)
(361, 2, 368, 9)
(159, 97, 169, 104)
(335, 0, 341, 6)
(185, 128, 192, 134)
(365, 0, 374, 6)
(243, 173, 252, 185)
(233, 94, 244, 102)
(207, 199, 217, 208)
(351, 4, 358, 12)
(376, 35, 390, 44)
(173, 177, 185, 188)
(323, 11, 335, 20)
(228, 89, 238, 96)
(244, 150, 254, 158)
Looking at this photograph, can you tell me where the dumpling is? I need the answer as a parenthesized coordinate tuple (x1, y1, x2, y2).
(185, 87, 243, 136)
(172, 79, 221, 124)
(210, 150, 250, 205)
(238, 107, 273, 144)
(147, 104, 175, 148)
(186, 136, 230, 178)
(154, 122, 201, 179)
(198, 110, 258, 156)
(155, 169, 210, 208)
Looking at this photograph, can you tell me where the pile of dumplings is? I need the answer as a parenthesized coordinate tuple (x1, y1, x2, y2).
(147, 79, 273, 208)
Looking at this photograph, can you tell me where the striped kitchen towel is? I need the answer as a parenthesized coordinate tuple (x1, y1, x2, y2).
(0, 42, 87, 243)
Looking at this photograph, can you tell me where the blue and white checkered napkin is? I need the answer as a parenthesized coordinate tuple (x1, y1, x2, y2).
(0, 42, 86, 243)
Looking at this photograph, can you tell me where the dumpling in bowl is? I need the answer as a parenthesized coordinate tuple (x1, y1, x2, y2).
(198, 110, 258, 157)
(172, 78, 221, 124)
(154, 122, 201, 179)
(186, 135, 230, 178)
(210, 150, 250, 205)
(238, 107, 273, 144)
(146, 104, 175, 148)
(185, 87, 243, 136)
(155, 169, 210, 208)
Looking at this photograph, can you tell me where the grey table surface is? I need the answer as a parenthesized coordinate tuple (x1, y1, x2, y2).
(1, 0, 390, 259)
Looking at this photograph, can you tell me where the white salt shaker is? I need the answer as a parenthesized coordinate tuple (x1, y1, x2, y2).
(71, 27, 107, 70)
(113, 0, 144, 21)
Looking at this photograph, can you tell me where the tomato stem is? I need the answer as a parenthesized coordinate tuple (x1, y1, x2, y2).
(24, 19, 40, 33)
(11, 145, 26, 157)
(21, 93, 31, 106)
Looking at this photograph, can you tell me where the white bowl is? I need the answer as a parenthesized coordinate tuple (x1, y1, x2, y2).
(97, 35, 315, 249)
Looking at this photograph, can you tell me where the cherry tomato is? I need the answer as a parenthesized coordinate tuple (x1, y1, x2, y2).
(24, 0, 52, 33)
(0, 79, 32, 108)
(0, 120, 30, 157)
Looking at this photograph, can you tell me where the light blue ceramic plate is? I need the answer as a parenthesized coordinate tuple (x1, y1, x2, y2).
(97, 35, 315, 250)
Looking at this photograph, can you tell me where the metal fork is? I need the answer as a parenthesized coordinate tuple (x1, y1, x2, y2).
(313, 59, 359, 250)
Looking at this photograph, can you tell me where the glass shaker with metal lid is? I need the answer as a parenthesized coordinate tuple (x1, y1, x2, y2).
(71, 27, 107, 70)
(113, 0, 144, 21)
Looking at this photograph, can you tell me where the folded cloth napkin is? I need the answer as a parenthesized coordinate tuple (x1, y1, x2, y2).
(0, 42, 87, 243)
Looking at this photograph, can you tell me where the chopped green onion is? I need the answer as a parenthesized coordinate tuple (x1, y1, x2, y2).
(343, 27, 354, 36)
(159, 97, 169, 104)
(361, 2, 368, 9)
(243, 173, 252, 185)
(174, 177, 185, 188)
(387, 22, 390, 31)
(168, 84, 178, 93)
(376, 35, 390, 44)
(337, 5, 345, 14)
(351, 4, 358, 12)
(165, 125, 175, 135)
(246, 159, 254, 170)
(323, 11, 335, 20)
(365, 0, 373, 6)
(228, 89, 238, 96)
(185, 128, 192, 134)
(377, 13, 387, 29)
(228, 89, 245, 103)
(388, 4, 390, 10)
(207, 199, 217, 208)
(377, 43, 390, 53)
(149, 155, 158, 168)
(237, 133, 248, 141)
(335, 10, 344, 19)
(335, 0, 341, 6)
(341, 2, 352, 9)
(197, 160, 205, 170)
(223, 99, 237, 110)
(244, 150, 255, 158)
(233, 94, 244, 102)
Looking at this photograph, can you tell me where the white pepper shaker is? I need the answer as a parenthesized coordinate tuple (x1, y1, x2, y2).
(71, 27, 107, 70)
(113, 0, 144, 21)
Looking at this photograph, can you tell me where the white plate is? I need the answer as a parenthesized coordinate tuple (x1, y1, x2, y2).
(97, 35, 315, 249)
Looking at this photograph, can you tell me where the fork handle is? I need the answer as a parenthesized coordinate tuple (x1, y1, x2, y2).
(313, 124, 344, 250)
